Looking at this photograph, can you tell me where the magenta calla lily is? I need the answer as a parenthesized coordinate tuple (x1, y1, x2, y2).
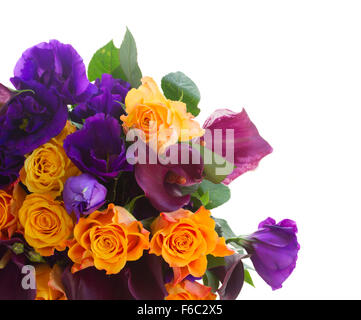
(0, 83, 11, 108)
(203, 109, 273, 184)
(135, 143, 204, 212)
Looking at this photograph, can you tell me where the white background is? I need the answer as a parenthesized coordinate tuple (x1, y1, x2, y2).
(1, 0, 361, 299)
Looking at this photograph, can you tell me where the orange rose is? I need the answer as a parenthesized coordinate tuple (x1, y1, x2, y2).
(0, 184, 26, 239)
(166, 280, 216, 300)
(20, 121, 80, 198)
(18, 193, 74, 256)
(35, 264, 67, 300)
(0, 190, 16, 240)
(120, 77, 204, 151)
(150, 207, 234, 283)
(68, 204, 150, 275)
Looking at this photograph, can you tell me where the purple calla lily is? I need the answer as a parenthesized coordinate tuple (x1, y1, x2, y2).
(0, 83, 12, 108)
(211, 253, 245, 300)
(135, 143, 204, 212)
(0, 238, 36, 300)
(62, 254, 166, 300)
(202, 109, 273, 184)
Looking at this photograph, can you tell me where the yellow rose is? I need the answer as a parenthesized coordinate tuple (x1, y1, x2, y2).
(20, 121, 80, 197)
(120, 77, 204, 151)
(35, 264, 67, 300)
(18, 193, 73, 256)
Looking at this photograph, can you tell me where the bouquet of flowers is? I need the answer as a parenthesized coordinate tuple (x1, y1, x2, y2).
(0, 29, 299, 300)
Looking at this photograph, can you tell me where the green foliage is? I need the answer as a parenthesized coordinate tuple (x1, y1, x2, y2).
(88, 28, 142, 88)
(161, 71, 201, 116)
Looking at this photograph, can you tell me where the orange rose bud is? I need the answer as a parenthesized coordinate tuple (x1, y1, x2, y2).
(35, 264, 67, 300)
(165, 280, 217, 300)
(150, 206, 234, 283)
(68, 204, 150, 275)
(18, 193, 74, 256)
(120, 77, 204, 151)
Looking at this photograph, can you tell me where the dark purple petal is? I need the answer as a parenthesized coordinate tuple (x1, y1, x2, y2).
(13, 40, 96, 105)
(64, 113, 132, 182)
(0, 81, 67, 156)
(125, 254, 167, 300)
(211, 254, 244, 300)
(63, 173, 107, 221)
(0, 148, 24, 189)
(247, 218, 300, 290)
(203, 109, 273, 184)
(132, 197, 160, 220)
(62, 254, 167, 300)
(0, 238, 36, 300)
(61, 266, 134, 300)
(135, 143, 204, 212)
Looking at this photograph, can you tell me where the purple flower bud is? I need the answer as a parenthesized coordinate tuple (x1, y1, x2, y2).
(63, 173, 107, 221)
(246, 217, 300, 290)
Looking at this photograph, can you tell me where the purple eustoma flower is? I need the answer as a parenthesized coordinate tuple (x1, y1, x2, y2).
(63, 113, 132, 182)
(63, 174, 107, 221)
(71, 74, 131, 122)
(13, 39, 96, 105)
(202, 109, 273, 184)
(245, 217, 300, 290)
(0, 82, 67, 156)
(135, 143, 204, 212)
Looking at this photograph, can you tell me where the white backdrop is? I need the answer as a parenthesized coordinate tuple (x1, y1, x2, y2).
(1, 0, 361, 299)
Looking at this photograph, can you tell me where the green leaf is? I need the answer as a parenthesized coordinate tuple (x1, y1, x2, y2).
(124, 195, 145, 213)
(118, 28, 142, 88)
(190, 196, 203, 211)
(196, 180, 231, 210)
(87, 28, 142, 88)
(180, 183, 201, 196)
(207, 255, 226, 269)
(214, 217, 237, 240)
(244, 269, 255, 287)
(203, 270, 220, 292)
(200, 191, 210, 206)
(191, 143, 234, 184)
(88, 40, 123, 82)
(161, 71, 201, 116)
